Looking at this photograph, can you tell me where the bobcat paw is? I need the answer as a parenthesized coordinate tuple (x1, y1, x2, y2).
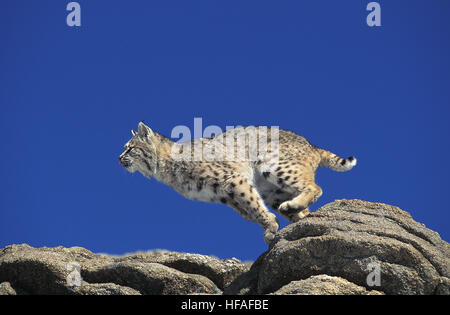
(278, 199, 310, 214)
(297, 208, 310, 219)
(278, 201, 291, 213)
(278, 201, 302, 214)
(264, 230, 276, 244)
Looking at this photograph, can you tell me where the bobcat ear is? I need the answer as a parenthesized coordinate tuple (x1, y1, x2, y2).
(137, 121, 153, 138)
(131, 130, 137, 136)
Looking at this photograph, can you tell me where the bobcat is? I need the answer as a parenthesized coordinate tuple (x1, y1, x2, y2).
(119, 122, 356, 244)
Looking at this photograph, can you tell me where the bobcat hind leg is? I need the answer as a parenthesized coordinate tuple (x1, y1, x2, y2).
(277, 182, 322, 220)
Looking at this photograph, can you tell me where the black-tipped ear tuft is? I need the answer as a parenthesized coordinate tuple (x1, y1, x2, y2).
(137, 121, 153, 137)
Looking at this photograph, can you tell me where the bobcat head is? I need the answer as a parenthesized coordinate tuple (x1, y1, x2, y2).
(119, 122, 157, 177)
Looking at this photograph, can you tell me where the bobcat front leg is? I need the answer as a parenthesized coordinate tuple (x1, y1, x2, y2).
(220, 176, 279, 244)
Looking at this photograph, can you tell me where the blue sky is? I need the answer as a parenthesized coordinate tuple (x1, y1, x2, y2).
(1, 0, 449, 261)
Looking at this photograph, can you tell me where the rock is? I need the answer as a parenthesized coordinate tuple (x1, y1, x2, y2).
(272, 275, 383, 295)
(0, 244, 248, 295)
(117, 250, 249, 290)
(1, 199, 448, 295)
(72, 282, 141, 295)
(0, 282, 17, 295)
(82, 261, 219, 295)
(435, 277, 450, 295)
(255, 199, 450, 295)
(0, 244, 84, 294)
(223, 254, 263, 295)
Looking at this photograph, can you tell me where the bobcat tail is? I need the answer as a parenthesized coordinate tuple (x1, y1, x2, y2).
(317, 148, 357, 172)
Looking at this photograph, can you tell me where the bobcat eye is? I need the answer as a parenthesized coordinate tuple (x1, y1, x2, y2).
(128, 147, 140, 156)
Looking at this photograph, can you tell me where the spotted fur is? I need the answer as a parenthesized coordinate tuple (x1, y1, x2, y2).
(119, 122, 357, 244)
